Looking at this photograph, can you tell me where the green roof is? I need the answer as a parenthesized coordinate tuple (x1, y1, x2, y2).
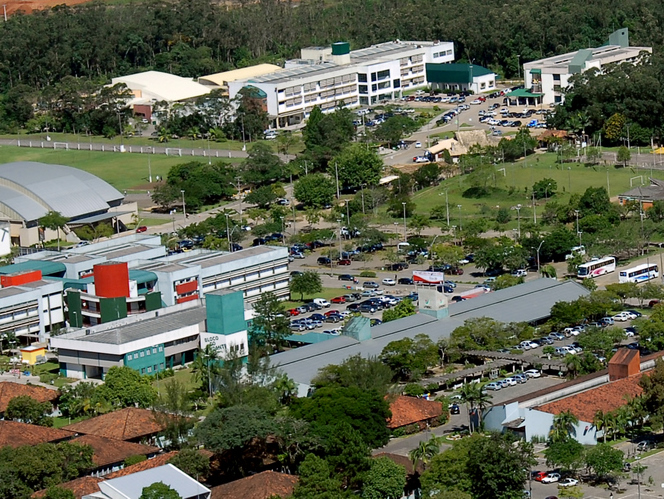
(0, 261, 66, 277)
(507, 88, 544, 98)
(128, 270, 158, 285)
(426, 63, 494, 84)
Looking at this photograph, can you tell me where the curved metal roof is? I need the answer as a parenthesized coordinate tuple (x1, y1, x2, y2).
(0, 162, 123, 222)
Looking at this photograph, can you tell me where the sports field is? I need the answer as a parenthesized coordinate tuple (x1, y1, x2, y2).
(0, 146, 242, 191)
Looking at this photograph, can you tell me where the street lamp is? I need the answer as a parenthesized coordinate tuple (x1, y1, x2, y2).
(361, 184, 366, 214)
(452, 225, 457, 246)
(225, 213, 231, 250)
(512, 204, 522, 238)
(346, 199, 350, 223)
(457, 204, 462, 231)
(402, 202, 407, 242)
(181, 189, 186, 223)
(439, 191, 450, 227)
(169, 209, 176, 233)
(536, 240, 545, 274)
(574, 210, 580, 236)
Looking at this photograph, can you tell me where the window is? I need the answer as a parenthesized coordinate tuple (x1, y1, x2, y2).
(154, 364, 158, 371)
(133, 353, 138, 359)
(376, 69, 390, 80)
(152, 348, 157, 354)
(141, 368, 146, 374)
(146, 349, 151, 356)
(140, 351, 144, 357)
(358, 73, 367, 83)
(393, 79, 401, 88)
(553, 74, 561, 81)
(359, 96, 369, 105)
(158, 346, 163, 352)
(359, 85, 368, 94)
(160, 363, 165, 369)
(371, 72, 377, 82)
(371, 84, 377, 92)
(147, 366, 152, 373)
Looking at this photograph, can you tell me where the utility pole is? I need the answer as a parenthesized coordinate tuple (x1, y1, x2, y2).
(225, 213, 231, 250)
(361, 184, 366, 214)
(181, 190, 186, 223)
(532, 191, 537, 224)
(334, 162, 340, 199)
(457, 204, 462, 231)
(234, 176, 243, 215)
(402, 202, 407, 241)
(148, 154, 152, 183)
(346, 200, 350, 223)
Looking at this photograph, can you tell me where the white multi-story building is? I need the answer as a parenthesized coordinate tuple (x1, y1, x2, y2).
(523, 28, 651, 106)
(227, 40, 454, 128)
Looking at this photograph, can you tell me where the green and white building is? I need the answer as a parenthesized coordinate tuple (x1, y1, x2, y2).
(425, 63, 497, 94)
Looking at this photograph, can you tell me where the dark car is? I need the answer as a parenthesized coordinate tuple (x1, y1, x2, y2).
(389, 262, 409, 271)
(450, 404, 460, 415)
(451, 296, 466, 302)
(625, 309, 642, 317)
(310, 313, 325, 321)
(338, 274, 357, 282)
(346, 303, 361, 312)
(370, 318, 382, 327)
(363, 281, 380, 289)
(359, 303, 376, 313)
(317, 257, 332, 265)
(398, 277, 414, 285)
(252, 238, 267, 246)
(447, 267, 464, 276)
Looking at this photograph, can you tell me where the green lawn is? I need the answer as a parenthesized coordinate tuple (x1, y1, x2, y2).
(152, 367, 199, 392)
(283, 286, 357, 308)
(1, 131, 305, 154)
(0, 146, 244, 191)
(412, 152, 643, 230)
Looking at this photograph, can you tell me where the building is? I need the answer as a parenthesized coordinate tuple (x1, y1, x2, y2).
(227, 40, 454, 128)
(272, 278, 590, 396)
(62, 407, 167, 443)
(71, 434, 160, 477)
(112, 71, 211, 123)
(618, 178, 664, 209)
(425, 63, 497, 94)
(483, 349, 650, 445)
(51, 289, 249, 379)
(523, 28, 652, 105)
(33, 477, 105, 499)
(198, 64, 283, 95)
(89, 464, 211, 499)
(387, 395, 444, 431)
(0, 381, 58, 414)
(0, 420, 73, 447)
(0, 162, 133, 248)
(210, 471, 298, 499)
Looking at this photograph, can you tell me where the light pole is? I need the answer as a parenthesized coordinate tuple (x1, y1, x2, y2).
(170, 209, 176, 233)
(457, 204, 462, 231)
(574, 210, 580, 236)
(225, 213, 231, 250)
(361, 184, 366, 214)
(280, 216, 285, 244)
(346, 199, 350, 223)
(181, 189, 186, 223)
(452, 225, 457, 246)
(439, 191, 450, 227)
(536, 240, 545, 274)
(402, 202, 407, 242)
(517, 54, 521, 80)
(337, 219, 343, 260)
(513, 204, 521, 238)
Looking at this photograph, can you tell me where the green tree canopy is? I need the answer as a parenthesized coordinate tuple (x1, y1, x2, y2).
(312, 354, 393, 395)
(294, 174, 336, 208)
(362, 456, 407, 499)
(5, 395, 53, 426)
(330, 144, 383, 189)
(382, 298, 416, 323)
(95, 366, 157, 409)
(289, 271, 322, 301)
(139, 482, 182, 499)
(381, 333, 438, 381)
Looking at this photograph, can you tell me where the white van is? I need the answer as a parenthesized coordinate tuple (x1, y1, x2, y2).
(313, 298, 330, 308)
(565, 245, 586, 260)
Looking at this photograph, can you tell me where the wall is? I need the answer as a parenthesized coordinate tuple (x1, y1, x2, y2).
(124, 344, 166, 375)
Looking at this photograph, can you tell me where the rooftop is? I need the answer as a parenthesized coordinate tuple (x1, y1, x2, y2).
(98, 464, 210, 499)
(210, 471, 298, 499)
(0, 420, 73, 447)
(0, 381, 58, 413)
(199, 64, 283, 87)
(112, 71, 211, 102)
(32, 476, 104, 499)
(273, 279, 589, 387)
(105, 451, 179, 479)
(63, 407, 166, 441)
(619, 183, 664, 201)
(536, 373, 644, 422)
(71, 434, 159, 468)
(172, 245, 287, 269)
(387, 395, 443, 429)
(524, 44, 651, 73)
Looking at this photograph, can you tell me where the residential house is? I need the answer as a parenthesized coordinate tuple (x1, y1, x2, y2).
(387, 395, 444, 431)
(618, 178, 664, 210)
(63, 407, 166, 445)
(71, 434, 160, 477)
(0, 420, 73, 447)
(0, 381, 58, 414)
(210, 471, 298, 499)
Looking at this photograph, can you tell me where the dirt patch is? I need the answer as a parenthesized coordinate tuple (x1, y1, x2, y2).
(6, 0, 90, 15)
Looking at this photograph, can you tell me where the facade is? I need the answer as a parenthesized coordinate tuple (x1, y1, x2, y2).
(198, 64, 282, 95)
(618, 178, 664, 209)
(51, 289, 250, 379)
(523, 28, 652, 105)
(426, 63, 497, 94)
(0, 162, 132, 248)
(112, 71, 211, 123)
(227, 40, 454, 128)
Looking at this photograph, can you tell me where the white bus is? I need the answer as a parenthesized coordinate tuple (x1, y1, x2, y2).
(577, 256, 616, 279)
(619, 263, 659, 283)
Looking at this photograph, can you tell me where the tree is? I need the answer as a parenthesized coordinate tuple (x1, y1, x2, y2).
(362, 456, 407, 499)
(550, 410, 579, 442)
(532, 178, 558, 200)
(413, 162, 442, 188)
(381, 334, 438, 381)
(585, 443, 624, 481)
(168, 449, 210, 480)
(289, 386, 391, 448)
(544, 438, 585, 473)
(431, 244, 464, 268)
(603, 113, 627, 142)
(322, 422, 371, 489)
(303, 106, 355, 168)
(139, 482, 181, 499)
(294, 174, 335, 208)
(244, 185, 278, 208)
(191, 344, 222, 396)
(330, 144, 383, 189)
(382, 298, 416, 323)
(617, 145, 631, 167)
(409, 435, 442, 467)
(312, 355, 393, 395)
(421, 435, 474, 496)
(250, 292, 291, 353)
(43, 487, 76, 499)
(639, 358, 664, 430)
(39, 211, 69, 251)
(5, 395, 53, 426)
(373, 115, 419, 148)
(292, 454, 347, 499)
(95, 366, 156, 408)
(242, 142, 284, 186)
(495, 206, 511, 224)
(289, 271, 322, 301)
(492, 274, 524, 290)
(152, 378, 194, 449)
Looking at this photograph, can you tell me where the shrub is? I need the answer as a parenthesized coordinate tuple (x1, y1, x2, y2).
(425, 382, 440, 392)
(403, 384, 425, 397)
(360, 270, 376, 277)
(404, 423, 420, 435)
(543, 346, 555, 355)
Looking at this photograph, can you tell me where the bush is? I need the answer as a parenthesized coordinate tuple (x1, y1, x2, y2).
(543, 346, 555, 355)
(391, 428, 405, 438)
(510, 349, 524, 355)
(360, 270, 377, 277)
(404, 423, 420, 435)
(124, 455, 147, 467)
(425, 382, 440, 392)
(403, 384, 425, 397)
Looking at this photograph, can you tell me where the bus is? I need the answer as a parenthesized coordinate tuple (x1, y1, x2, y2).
(619, 263, 659, 283)
(577, 256, 616, 279)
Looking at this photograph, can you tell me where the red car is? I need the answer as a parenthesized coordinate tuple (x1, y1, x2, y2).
(136, 226, 148, 233)
(331, 296, 346, 304)
(532, 471, 547, 482)
(338, 259, 351, 266)
(324, 310, 341, 317)
(287, 308, 300, 317)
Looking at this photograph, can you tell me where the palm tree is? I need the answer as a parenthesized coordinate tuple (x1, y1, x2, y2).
(39, 210, 69, 251)
(459, 383, 481, 433)
(566, 354, 581, 379)
(157, 127, 169, 143)
(550, 410, 579, 442)
(593, 410, 607, 443)
(191, 344, 221, 396)
(475, 388, 493, 430)
(408, 435, 441, 468)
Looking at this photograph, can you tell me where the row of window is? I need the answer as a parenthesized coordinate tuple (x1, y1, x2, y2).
(130, 345, 163, 360)
(432, 50, 453, 58)
(141, 363, 165, 374)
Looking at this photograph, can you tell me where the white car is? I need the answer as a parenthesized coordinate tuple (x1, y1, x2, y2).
(470, 99, 482, 105)
(382, 278, 396, 286)
(524, 369, 541, 378)
(541, 473, 560, 483)
(413, 156, 429, 163)
(484, 382, 502, 391)
(558, 478, 579, 487)
(503, 377, 517, 386)
(415, 141, 422, 148)
(613, 311, 636, 322)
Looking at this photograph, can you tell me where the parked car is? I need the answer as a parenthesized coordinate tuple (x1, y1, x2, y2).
(359, 303, 376, 313)
(558, 478, 579, 487)
(484, 382, 502, 391)
(541, 473, 560, 484)
(382, 278, 397, 286)
(338, 274, 357, 282)
(338, 259, 352, 266)
(612, 311, 635, 322)
(287, 308, 300, 317)
(370, 318, 382, 327)
(625, 309, 642, 317)
(450, 403, 460, 415)
(136, 225, 148, 233)
(524, 369, 541, 378)
(363, 281, 380, 289)
(624, 326, 637, 337)
(503, 377, 517, 386)
(346, 303, 361, 312)
(317, 257, 331, 265)
(398, 277, 414, 285)
(532, 471, 547, 482)
(513, 374, 528, 383)
(330, 296, 346, 304)
(600, 316, 614, 326)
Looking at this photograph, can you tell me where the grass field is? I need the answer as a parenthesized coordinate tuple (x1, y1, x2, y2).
(283, 286, 356, 308)
(0, 132, 305, 154)
(412, 152, 645, 229)
(0, 145, 244, 191)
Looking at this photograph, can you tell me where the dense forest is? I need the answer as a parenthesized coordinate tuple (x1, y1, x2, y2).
(0, 0, 662, 94)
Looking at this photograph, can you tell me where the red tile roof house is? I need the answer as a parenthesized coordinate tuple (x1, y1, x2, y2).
(62, 407, 167, 445)
(210, 471, 299, 499)
(70, 434, 160, 477)
(0, 420, 74, 447)
(483, 349, 648, 445)
(387, 395, 444, 432)
(0, 381, 59, 415)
